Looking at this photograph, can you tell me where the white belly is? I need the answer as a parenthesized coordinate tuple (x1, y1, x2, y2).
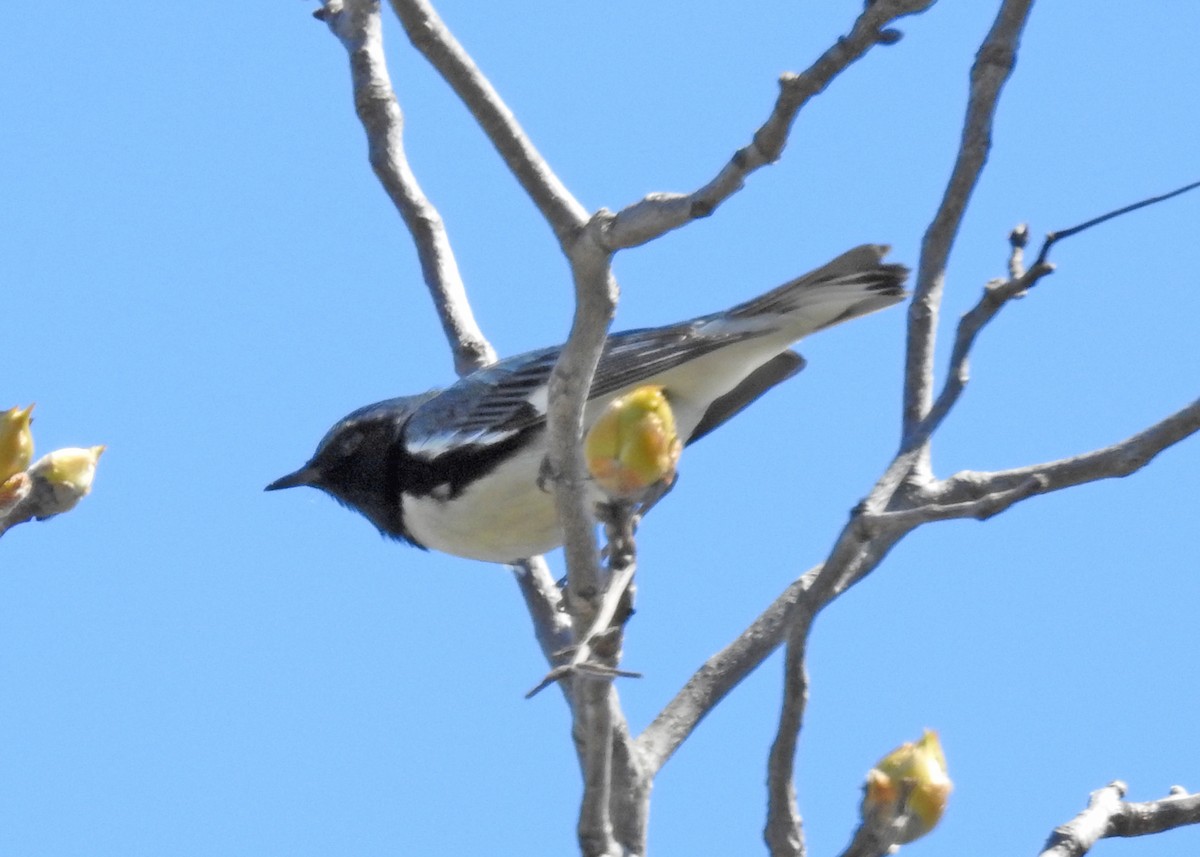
(402, 445, 567, 563)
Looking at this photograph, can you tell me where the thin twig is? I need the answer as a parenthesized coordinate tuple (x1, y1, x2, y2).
(911, 177, 1200, 453)
(1008, 223, 1029, 279)
(1033, 179, 1200, 268)
(570, 499, 642, 856)
(913, 261, 1054, 445)
(609, 713, 652, 853)
(1109, 788, 1200, 839)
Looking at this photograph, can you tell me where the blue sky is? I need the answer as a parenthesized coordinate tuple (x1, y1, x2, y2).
(3, 2, 1198, 855)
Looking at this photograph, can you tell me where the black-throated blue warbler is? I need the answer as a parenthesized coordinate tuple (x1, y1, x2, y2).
(266, 244, 908, 563)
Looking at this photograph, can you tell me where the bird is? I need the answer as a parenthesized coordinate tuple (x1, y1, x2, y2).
(266, 244, 908, 563)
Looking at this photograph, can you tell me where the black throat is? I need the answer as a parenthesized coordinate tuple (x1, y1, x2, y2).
(376, 422, 545, 549)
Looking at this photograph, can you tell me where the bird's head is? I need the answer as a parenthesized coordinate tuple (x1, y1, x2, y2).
(265, 393, 437, 540)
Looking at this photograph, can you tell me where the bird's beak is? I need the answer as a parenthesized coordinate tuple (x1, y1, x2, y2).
(265, 464, 319, 492)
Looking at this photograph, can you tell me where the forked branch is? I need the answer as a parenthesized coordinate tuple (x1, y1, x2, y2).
(914, 175, 1200, 453)
(316, 0, 494, 376)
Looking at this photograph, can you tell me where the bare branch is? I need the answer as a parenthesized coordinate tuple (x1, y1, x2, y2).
(314, 7, 1200, 857)
(563, 504, 644, 856)
(387, 0, 589, 247)
(573, 679, 617, 857)
(907, 174, 1200, 461)
(863, 474, 1047, 531)
(638, 527, 904, 774)
(609, 714, 651, 853)
(634, 224, 1197, 793)
(602, 0, 937, 251)
(541, 220, 618, 622)
(1039, 782, 1200, 857)
(564, 687, 651, 856)
(836, 825, 897, 857)
(1109, 788, 1200, 839)
(639, 373, 1198, 778)
(317, 12, 639, 850)
(914, 260, 1054, 445)
(561, 689, 648, 855)
(526, 558, 639, 700)
(510, 557, 573, 665)
(935, 396, 1200, 507)
(518, 527, 648, 853)
(903, 0, 1033, 445)
(764, 623, 813, 857)
(317, 0, 495, 376)
(547, 227, 625, 856)
(637, 566, 817, 774)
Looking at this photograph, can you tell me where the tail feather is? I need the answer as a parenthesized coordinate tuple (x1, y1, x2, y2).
(726, 244, 909, 333)
(687, 350, 806, 444)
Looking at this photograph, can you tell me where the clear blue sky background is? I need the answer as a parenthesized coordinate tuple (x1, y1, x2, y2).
(3, 3, 1198, 855)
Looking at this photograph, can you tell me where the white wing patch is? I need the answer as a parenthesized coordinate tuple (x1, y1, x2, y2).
(525, 384, 550, 417)
(405, 426, 522, 458)
(405, 371, 553, 459)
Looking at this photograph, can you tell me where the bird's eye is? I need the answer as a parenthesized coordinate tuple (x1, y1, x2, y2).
(339, 434, 363, 456)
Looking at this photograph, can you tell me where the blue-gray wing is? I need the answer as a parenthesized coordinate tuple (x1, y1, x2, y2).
(404, 345, 561, 456)
(404, 319, 765, 459)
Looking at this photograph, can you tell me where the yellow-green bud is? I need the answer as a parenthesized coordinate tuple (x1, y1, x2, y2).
(0, 405, 35, 483)
(28, 445, 106, 517)
(861, 729, 951, 844)
(585, 386, 681, 501)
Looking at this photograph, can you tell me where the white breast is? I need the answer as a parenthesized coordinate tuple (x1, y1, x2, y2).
(402, 445, 566, 563)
